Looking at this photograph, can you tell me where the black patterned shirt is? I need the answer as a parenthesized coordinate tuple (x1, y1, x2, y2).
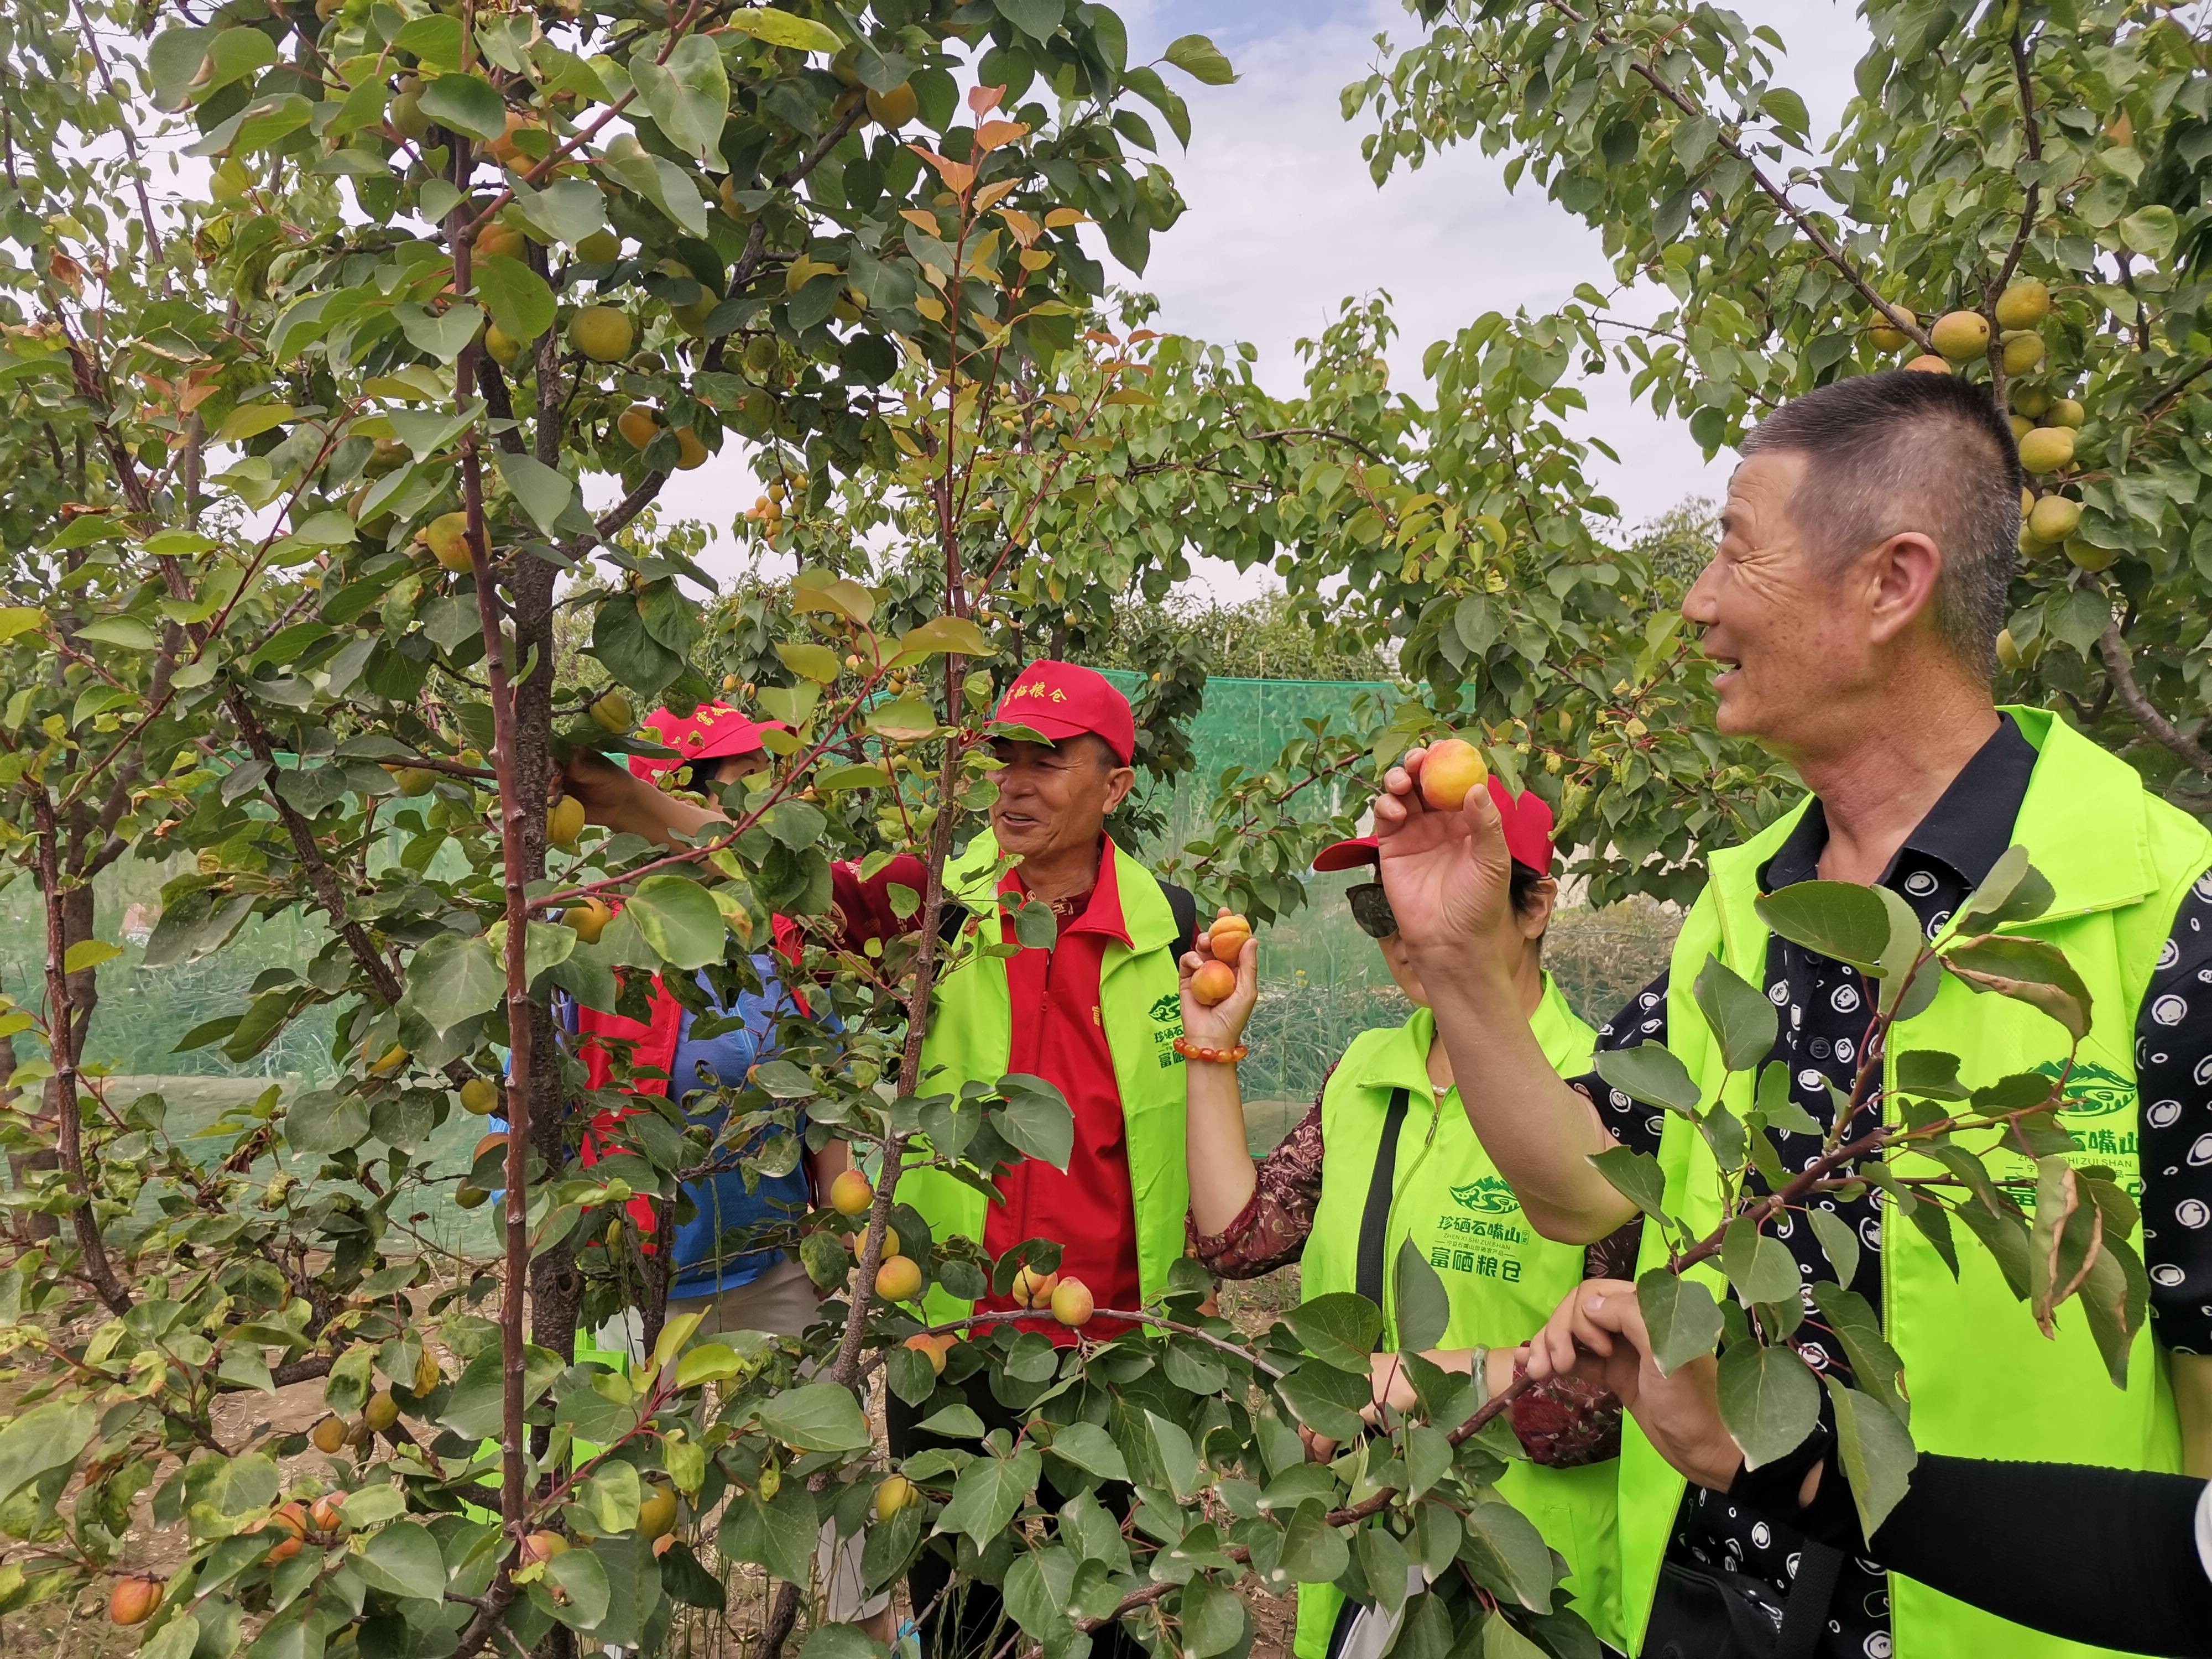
(1572, 716, 2212, 1658)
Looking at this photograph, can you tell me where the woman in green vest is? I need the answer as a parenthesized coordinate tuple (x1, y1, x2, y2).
(1181, 780, 1629, 1656)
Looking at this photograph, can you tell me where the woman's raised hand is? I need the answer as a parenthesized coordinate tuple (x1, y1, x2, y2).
(1178, 905, 1258, 1050)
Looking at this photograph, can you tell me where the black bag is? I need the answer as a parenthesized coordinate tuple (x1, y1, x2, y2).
(1639, 1544, 1845, 1659)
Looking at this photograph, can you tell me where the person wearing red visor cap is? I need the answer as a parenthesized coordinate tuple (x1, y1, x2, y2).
(1178, 775, 1626, 1656)
(560, 662, 1198, 1659)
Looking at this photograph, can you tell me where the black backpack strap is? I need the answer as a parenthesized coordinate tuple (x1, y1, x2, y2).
(1353, 1087, 1412, 1319)
(1774, 1540, 1846, 1659)
(935, 899, 970, 946)
(1155, 877, 1198, 964)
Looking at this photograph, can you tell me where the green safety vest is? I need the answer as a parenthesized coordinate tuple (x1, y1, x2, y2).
(1615, 706, 2212, 1659)
(1295, 982, 1623, 1656)
(896, 831, 1191, 1326)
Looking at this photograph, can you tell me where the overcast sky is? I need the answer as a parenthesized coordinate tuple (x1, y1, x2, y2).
(647, 0, 1879, 591)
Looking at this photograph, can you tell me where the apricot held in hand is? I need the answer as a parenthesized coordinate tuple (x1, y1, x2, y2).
(830, 1169, 873, 1216)
(1050, 1277, 1094, 1328)
(1191, 961, 1237, 1006)
(1418, 738, 1489, 811)
(1207, 914, 1251, 963)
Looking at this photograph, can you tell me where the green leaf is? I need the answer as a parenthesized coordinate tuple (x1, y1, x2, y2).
(1392, 1235, 1451, 1353)
(0, 607, 45, 643)
(1178, 1577, 1248, 1658)
(1274, 1357, 1370, 1443)
(419, 73, 508, 141)
(1273, 1498, 1350, 1586)
(935, 1446, 1040, 1544)
(1808, 1283, 1908, 1423)
(1714, 1341, 1820, 1468)
(1162, 32, 1237, 85)
(474, 255, 556, 347)
(0, 1401, 96, 1505)
(994, 0, 1065, 41)
(799, 1623, 888, 1659)
(78, 617, 158, 651)
(1593, 1042, 1702, 1114)
(1720, 1219, 1800, 1307)
(1758, 87, 1809, 135)
(1943, 934, 2093, 1041)
(1041, 1420, 1129, 1483)
(673, 1343, 748, 1388)
(1824, 1376, 1917, 1537)
(754, 1383, 872, 1453)
(992, 1073, 1073, 1168)
(1144, 1410, 1201, 1501)
(1807, 1206, 1860, 1288)
(1284, 1291, 1384, 1372)
(715, 1486, 818, 1584)
(401, 931, 506, 1038)
(1459, 1500, 1554, 1612)
(775, 641, 843, 682)
(1589, 1145, 1668, 1220)
(2119, 204, 2178, 261)
(631, 34, 729, 165)
(720, 8, 843, 51)
(1755, 881, 1891, 973)
(494, 451, 575, 536)
(355, 1521, 447, 1602)
(1635, 1269, 1722, 1375)
(545, 1545, 611, 1630)
(1949, 845, 2053, 934)
(898, 615, 993, 658)
(624, 875, 727, 971)
(1692, 954, 1776, 1075)
(62, 939, 122, 973)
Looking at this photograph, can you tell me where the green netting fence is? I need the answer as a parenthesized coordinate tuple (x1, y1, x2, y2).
(0, 675, 1681, 1228)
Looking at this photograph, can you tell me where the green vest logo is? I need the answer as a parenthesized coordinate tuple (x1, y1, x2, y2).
(1148, 992, 1181, 1027)
(1450, 1176, 1522, 1215)
(2028, 1058, 2134, 1118)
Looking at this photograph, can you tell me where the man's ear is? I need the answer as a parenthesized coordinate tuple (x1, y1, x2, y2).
(1865, 529, 1944, 648)
(1103, 766, 1137, 812)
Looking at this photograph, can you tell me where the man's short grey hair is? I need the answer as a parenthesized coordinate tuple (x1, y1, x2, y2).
(1740, 369, 2023, 678)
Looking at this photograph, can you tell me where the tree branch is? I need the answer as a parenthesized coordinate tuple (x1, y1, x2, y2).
(2096, 621, 2212, 775)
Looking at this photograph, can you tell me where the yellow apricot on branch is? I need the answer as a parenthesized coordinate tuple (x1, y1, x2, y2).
(565, 898, 613, 943)
(872, 1254, 923, 1302)
(1010, 1264, 1058, 1309)
(830, 1168, 874, 1215)
(1050, 1276, 1094, 1328)
(1931, 309, 1990, 361)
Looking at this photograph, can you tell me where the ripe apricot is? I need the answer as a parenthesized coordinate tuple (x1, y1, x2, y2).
(1207, 914, 1251, 963)
(1011, 1264, 1058, 1309)
(1931, 309, 1990, 361)
(1190, 961, 1237, 1006)
(590, 690, 633, 733)
(872, 1254, 922, 1302)
(830, 1169, 873, 1215)
(568, 306, 634, 363)
(1904, 354, 1952, 374)
(309, 1494, 346, 1533)
(548, 794, 586, 849)
(1050, 1277, 1094, 1328)
(617, 404, 661, 450)
(637, 1483, 677, 1541)
(873, 1474, 916, 1519)
(473, 1132, 510, 1166)
(424, 510, 478, 573)
(310, 1416, 348, 1454)
(109, 1578, 162, 1626)
(1418, 738, 1489, 811)
(902, 1333, 948, 1376)
(565, 898, 613, 943)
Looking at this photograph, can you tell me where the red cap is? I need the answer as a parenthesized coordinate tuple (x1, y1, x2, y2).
(990, 660, 1136, 765)
(629, 702, 787, 784)
(1313, 777, 1556, 877)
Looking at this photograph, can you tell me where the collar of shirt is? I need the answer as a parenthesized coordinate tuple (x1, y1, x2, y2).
(1759, 712, 2038, 895)
(1002, 834, 1131, 946)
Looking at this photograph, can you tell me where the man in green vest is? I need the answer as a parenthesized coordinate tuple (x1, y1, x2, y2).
(827, 657, 1197, 1659)
(1366, 369, 2212, 1659)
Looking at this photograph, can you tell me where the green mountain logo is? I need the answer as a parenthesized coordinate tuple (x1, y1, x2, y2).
(2028, 1058, 2133, 1118)
(1149, 992, 1182, 1026)
(1451, 1176, 1522, 1215)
